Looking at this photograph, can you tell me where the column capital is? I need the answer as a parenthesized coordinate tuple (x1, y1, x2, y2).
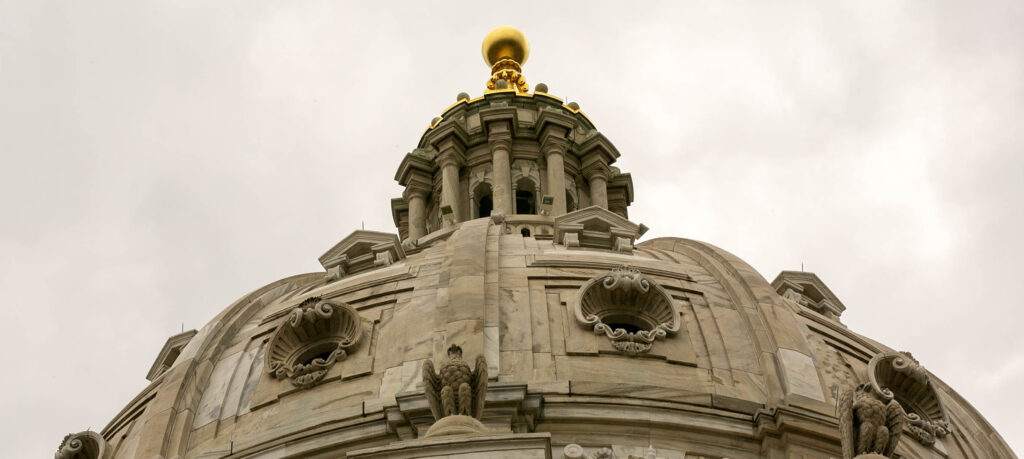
(434, 135, 466, 169)
(436, 149, 465, 170)
(540, 124, 570, 152)
(582, 160, 612, 182)
(487, 126, 512, 152)
(402, 184, 430, 202)
(395, 151, 435, 185)
(486, 119, 513, 140)
(541, 133, 570, 158)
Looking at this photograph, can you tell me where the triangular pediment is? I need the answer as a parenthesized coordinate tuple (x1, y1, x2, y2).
(771, 270, 846, 319)
(553, 206, 642, 252)
(319, 230, 405, 280)
(146, 329, 197, 381)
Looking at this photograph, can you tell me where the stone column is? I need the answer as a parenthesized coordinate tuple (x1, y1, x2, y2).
(404, 187, 428, 240)
(546, 152, 567, 215)
(588, 172, 608, 209)
(436, 143, 465, 225)
(541, 127, 570, 217)
(487, 122, 513, 216)
(582, 151, 612, 210)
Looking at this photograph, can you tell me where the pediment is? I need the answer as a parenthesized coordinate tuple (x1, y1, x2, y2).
(553, 206, 641, 252)
(319, 230, 405, 280)
(771, 270, 846, 319)
(146, 329, 197, 381)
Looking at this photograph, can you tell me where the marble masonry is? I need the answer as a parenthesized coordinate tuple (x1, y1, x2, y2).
(58, 27, 1015, 459)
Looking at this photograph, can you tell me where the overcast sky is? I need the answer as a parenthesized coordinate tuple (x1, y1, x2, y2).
(2, 1, 1022, 457)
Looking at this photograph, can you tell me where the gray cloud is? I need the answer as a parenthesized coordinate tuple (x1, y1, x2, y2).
(1, 1, 1021, 456)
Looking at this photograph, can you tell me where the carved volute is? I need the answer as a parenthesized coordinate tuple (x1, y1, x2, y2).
(55, 431, 106, 459)
(867, 352, 951, 445)
(574, 266, 679, 356)
(265, 296, 363, 388)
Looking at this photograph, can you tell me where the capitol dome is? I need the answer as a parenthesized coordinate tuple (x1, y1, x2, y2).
(57, 28, 1014, 459)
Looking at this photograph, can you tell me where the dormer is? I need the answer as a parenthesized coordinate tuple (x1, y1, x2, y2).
(146, 329, 197, 381)
(771, 270, 846, 320)
(319, 230, 405, 281)
(553, 206, 644, 253)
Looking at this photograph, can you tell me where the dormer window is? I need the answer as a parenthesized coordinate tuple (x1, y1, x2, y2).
(146, 329, 197, 381)
(771, 271, 846, 320)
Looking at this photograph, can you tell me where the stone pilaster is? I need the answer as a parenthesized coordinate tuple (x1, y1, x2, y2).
(487, 121, 513, 216)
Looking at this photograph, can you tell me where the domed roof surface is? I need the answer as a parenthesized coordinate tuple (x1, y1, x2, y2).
(65, 29, 1014, 459)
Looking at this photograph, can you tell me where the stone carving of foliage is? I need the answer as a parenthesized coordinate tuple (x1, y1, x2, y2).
(867, 351, 951, 446)
(574, 266, 679, 356)
(266, 296, 362, 388)
(55, 431, 106, 459)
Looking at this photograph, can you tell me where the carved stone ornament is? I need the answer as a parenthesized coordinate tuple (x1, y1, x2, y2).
(422, 344, 488, 436)
(574, 266, 679, 356)
(838, 383, 906, 459)
(562, 444, 660, 459)
(867, 351, 950, 446)
(265, 296, 362, 388)
(55, 431, 106, 459)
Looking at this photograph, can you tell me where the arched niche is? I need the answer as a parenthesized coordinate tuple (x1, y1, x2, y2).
(55, 431, 106, 459)
(868, 351, 951, 445)
(471, 181, 493, 218)
(514, 177, 538, 214)
(573, 266, 680, 355)
(266, 296, 363, 388)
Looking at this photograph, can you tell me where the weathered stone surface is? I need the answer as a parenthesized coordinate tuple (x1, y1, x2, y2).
(71, 30, 1015, 459)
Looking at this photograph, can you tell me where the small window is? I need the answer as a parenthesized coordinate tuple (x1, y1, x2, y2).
(515, 190, 535, 214)
(521, 228, 531, 237)
(473, 182, 493, 219)
(478, 195, 492, 218)
(515, 178, 537, 214)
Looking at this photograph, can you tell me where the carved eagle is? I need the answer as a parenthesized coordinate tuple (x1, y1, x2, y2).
(422, 344, 488, 421)
(838, 383, 905, 458)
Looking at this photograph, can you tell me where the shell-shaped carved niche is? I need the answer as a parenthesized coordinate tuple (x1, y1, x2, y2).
(55, 431, 106, 459)
(574, 266, 680, 355)
(868, 351, 951, 445)
(266, 296, 362, 388)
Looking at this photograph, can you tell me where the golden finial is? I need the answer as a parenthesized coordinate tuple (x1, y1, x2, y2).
(482, 26, 529, 93)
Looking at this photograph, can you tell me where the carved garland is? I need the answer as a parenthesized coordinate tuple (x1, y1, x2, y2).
(266, 296, 362, 388)
(867, 351, 951, 446)
(574, 266, 680, 355)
